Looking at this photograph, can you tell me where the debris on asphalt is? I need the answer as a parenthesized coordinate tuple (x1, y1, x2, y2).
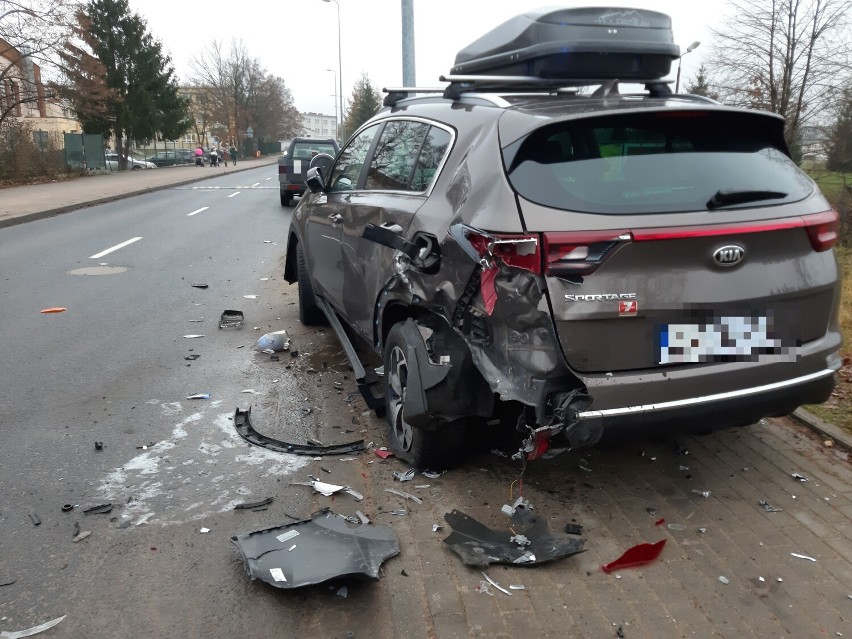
(759, 499, 783, 512)
(481, 571, 512, 596)
(443, 505, 584, 568)
(233, 407, 365, 456)
(200, 528, 210, 534)
(73, 531, 91, 543)
(509, 584, 526, 590)
(135, 513, 153, 526)
(234, 497, 275, 510)
(256, 330, 290, 352)
(691, 490, 712, 498)
(646, 507, 657, 515)
(667, 523, 686, 531)
(83, 503, 113, 515)
(0, 578, 16, 587)
(243, 295, 258, 299)
(230, 508, 400, 589)
(185, 354, 200, 360)
(718, 575, 730, 584)
(384, 488, 422, 504)
(393, 469, 416, 482)
(219, 310, 244, 328)
(29, 512, 40, 526)
(136, 442, 157, 450)
(601, 539, 667, 574)
(791, 473, 809, 482)
(0, 615, 66, 638)
(564, 523, 583, 535)
(336, 586, 348, 598)
(824, 439, 834, 447)
(39, 308, 66, 314)
(190, 283, 208, 289)
(388, 509, 408, 516)
(375, 448, 394, 459)
(432, 524, 443, 532)
(293, 477, 363, 501)
(94, 441, 104, 451)
(790, 552, 817, 562)
(355, 511, 371, 525)
(183, 334, 205, 339)
(61, 504, 73, 512)
(501, 496, 531, 517)
(422, 470, 442, 479)
(186, 393, 211, 400)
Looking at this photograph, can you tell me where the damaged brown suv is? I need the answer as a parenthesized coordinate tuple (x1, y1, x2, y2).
(285, 7, 840, 469)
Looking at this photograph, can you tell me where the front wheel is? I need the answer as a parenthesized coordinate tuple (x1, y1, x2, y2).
(384, 323, 466, 470)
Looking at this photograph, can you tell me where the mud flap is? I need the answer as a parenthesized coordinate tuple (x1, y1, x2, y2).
(394, 319, 452, 428)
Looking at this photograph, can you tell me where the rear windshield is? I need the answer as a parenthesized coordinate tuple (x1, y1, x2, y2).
(291, 142, 336, 158)
(504, 111, 814, 214)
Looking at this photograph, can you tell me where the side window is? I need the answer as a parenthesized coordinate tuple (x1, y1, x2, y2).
(328, 125, 380, 192)
(411, 127, 452, 191)
(365, 121, 428, 191)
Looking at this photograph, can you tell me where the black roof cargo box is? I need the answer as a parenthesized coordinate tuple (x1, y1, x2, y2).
(451, 7, 679, 81)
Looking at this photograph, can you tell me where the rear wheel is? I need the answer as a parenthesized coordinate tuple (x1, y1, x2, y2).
(280, 191, 293, 207)
(295, 242, 326, 326)
(384, 323, 465, 470)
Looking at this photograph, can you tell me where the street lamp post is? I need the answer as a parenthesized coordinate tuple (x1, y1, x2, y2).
(675, 41, 701, 93)
(322, 0, 344, 141)
(327, 68, 338, 143)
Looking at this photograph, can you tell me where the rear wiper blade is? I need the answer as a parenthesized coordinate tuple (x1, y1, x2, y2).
(706, 189, 787, 210)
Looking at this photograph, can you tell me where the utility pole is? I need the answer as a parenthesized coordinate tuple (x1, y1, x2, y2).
(401, 0, 415, 86)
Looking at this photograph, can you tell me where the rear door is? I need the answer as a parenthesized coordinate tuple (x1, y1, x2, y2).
(503, 109, 838, 373)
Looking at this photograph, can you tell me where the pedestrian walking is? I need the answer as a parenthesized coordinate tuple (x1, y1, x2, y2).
(229, 145, 238, 166)
(223, 148, 230, 166)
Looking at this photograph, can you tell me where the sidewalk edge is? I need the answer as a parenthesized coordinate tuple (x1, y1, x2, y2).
(790, 408, 852, 451)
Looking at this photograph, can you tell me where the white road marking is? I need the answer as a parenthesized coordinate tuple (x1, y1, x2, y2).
(265, 177, 272, 181)
(228, 192, 241, 198)
(89, 236, 143, 259)
(252, 182, 260, 187)
(187, 206, 209, 217)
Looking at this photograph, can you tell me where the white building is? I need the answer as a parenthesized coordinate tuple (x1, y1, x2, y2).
(300, 111, 337, 140)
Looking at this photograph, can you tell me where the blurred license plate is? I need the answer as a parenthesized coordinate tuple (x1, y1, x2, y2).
(659, 316, 781, 364)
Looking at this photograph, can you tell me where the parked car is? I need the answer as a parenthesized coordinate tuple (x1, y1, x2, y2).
(175, 149, 195, 164)
(144, 150, 184, 167)
(105, 153, 156, 171)
(278, 137, 339, 206)
(284, 7, 841, 469)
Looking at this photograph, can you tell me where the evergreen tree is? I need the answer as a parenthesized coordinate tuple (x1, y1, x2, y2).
(684, 64, 720, 102)
(826, 87, 852, 172)
(342, 73, 381, 140)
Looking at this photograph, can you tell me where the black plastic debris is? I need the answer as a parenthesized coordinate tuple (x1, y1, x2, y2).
(233, 407, 365, 456)
(442, 507, 585, 567)
(234, 497, 275, 510)
(231, 508, 400, 589)
(191, 283, 209, 289)
(29, 512, 41, 526)
(185, 354, 201, 361)
(94, 441, 104, 451)
(219, 310, 244, 328)
(759, 499, 783, 512)
(83, 503, 113, 515)
(564, 523, 583, 535)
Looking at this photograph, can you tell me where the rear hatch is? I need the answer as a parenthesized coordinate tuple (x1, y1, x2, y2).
(281, 140, 339, 187)
(501, 108, 839, 373)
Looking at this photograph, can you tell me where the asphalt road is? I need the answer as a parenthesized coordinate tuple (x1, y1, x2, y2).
(1, 166, 851, 638)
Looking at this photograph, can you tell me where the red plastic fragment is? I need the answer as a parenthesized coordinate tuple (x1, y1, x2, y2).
(655, 518, 666, 526)
(525, 429, 551, 461)
(601, 539, 667, 574)
(480, 268, 498, 316)
(375, 449, 394, 459)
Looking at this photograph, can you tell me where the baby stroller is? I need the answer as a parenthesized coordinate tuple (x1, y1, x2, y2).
(209, 150, 219, 167)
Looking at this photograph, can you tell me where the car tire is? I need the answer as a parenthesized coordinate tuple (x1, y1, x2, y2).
(384, 323, 466, 470)
(296, 242, 326, 326)
(131, 165, 141, 170)
(280, 192, 292, 207)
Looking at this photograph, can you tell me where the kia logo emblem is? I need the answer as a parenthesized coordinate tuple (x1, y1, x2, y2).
(713, 244, 745, 266)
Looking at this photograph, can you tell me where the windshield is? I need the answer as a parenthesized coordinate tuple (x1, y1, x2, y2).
(504, 111, 814, 214)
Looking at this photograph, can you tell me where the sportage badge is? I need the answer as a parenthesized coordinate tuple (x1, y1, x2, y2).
(713, 245, 745, 266)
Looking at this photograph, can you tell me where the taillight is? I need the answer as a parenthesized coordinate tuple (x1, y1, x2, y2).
(543, 230, 631, 276)
(803, 210, 839, 252)
(465, 230, 542, 274)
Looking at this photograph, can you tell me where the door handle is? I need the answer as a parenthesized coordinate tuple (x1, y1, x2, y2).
(328, 213, 343, 224)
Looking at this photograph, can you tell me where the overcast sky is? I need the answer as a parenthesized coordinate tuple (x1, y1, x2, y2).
(127, 0, 726, 117)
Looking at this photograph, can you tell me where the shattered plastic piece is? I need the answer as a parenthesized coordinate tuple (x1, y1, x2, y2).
(790, 552, 817, 562)
(83, 503, 113, 515)
(183, 334, 205, 339)
(393, 469, 416, 482)
(667, 523, 686, 531)
(791, 473, 809, 482)
(443, 507, 584, 567)
(0, 615, 66, 638)
(73, 531, 91, 542)
(691, 490, 712, 498)
(617, 626, 626, 639)
(29, 512, 40, 526)
(481, 572, 511, 596)
(185, 354, 200, 360)
(241, 389, 257, 394)
(355, 511, 371, 525)
(219, 310, 244, 328)
(698, 527, 707, 534)
(718, 575, 730, 584)
(564, 523, 583, 535)
(759, 499, 783, 512)
(191, 283, 208, 289)
(243, 294, 258, 299)
(645, 507, 657, 516)
(94, 441, 104, 451)
(601, 539, 667, 574)
(508, 585, 526, 590)
(135, 513, 153, 526)
(336, 586, 348, 598)
(231, 509, 400, 589)
(200, 528, 210, 533)
(233, 407, 365, 456)
(187, 393, 210, 400)
(500, 505, 515, 516)
(40, 307, 67, 314)
(294, 477, 364, 501)
(256, 330, 290, 352)
(375, 448, 394, 459)
(510, 534, 531, 547)
(388, 509, 408, 516)
(421, 470, 442, 479)
(384, 488, 423, 504)
(234, 497, 275, 510)
(432, 524, 443, 532)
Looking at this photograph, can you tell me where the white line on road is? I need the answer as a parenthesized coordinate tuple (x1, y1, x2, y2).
(187, 206, 209, 217)
(228, 192, 241, 198)
(265, 177, 272, 181)
(252, 182, 260, 187)
(89, 237, 143, 259)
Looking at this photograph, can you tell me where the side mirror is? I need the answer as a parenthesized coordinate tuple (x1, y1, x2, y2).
(306, 166, 326, 193)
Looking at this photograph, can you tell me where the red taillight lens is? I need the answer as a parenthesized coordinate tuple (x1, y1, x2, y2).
(803, 210, 839, 252)
(543, 230, 631, 276)
(466, 231, 542, 274)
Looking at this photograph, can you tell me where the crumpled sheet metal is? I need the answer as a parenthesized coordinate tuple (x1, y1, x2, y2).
(231, 509, 400, 589)
(442, 507, 585, 567)
(233, 407, 365, 456)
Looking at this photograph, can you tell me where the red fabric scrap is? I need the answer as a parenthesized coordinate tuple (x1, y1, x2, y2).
(601, 539, 667, 574)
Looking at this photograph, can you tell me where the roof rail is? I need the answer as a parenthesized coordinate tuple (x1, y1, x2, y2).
(382, 87, 446, 107)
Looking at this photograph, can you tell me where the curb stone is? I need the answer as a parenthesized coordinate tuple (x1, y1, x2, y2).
(791, 407, 852, 451)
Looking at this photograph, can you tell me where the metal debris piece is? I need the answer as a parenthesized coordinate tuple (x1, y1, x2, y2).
(83, 503, 113, 515)
(481, 572, 512, 596)
(185, 354, 200, 360)
(718, 576, 730, 584)
(508, 585, 526, 590)
(601, 539, 667, 574)
(393, 469, 416, 482)
(0, 615, 66, 639)
(73, 531, 91, 542)
(219, 310, 244, 328)
(233, 407, 365, 456)
(234, 497, 275, 510)
(187, 393, 210, 400)
(293, 477, 363, 501)
(94, 441, 104, 450)
(183, 334, 205, 339)
(388, 509, 408, 516)
(790, 552, 817, 562)
(231, 509, 399, 589)
(355, 511, 371, 525)
(432, 524, 443, 532)
(759, 499, 783, 512)
(791, 473, 809, 482)
(510, 534, 531, 547)
(421, 470, 442, 479)
(190, 284, 208, 289)
(691, 490, 712, 498)
(200, 528, 210, 534)
(443, 506, 584, 568)
(29, 512, 41, 526)
(384, 488, 422, 504)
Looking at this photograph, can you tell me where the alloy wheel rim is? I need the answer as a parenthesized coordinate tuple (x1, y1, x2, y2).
(388, 345, 413, 451)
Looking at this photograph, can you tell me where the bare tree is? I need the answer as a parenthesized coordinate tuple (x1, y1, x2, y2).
(0, 0, 74, 127)
(708, 0, 852, 146)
